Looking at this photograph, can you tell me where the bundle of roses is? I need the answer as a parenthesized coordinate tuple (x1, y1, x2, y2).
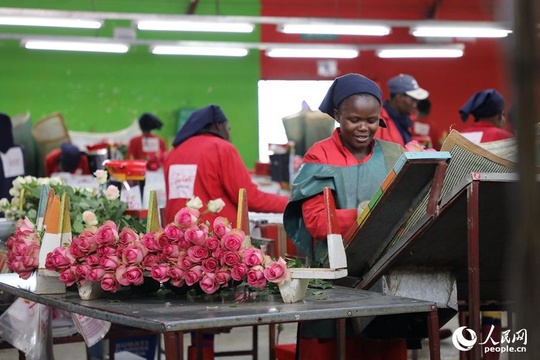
(5, 217, 41, 280)
(144, 206, 291, 295)
(43, 199, 291, 295)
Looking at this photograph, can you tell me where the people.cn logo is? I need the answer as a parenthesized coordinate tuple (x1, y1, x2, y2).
(452, 326, 478, 351)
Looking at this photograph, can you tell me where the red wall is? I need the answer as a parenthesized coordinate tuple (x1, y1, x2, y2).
(260, 0, 512, 138)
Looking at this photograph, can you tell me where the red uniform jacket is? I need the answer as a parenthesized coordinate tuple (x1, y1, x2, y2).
(44, 148, 91, 177)
(164, 133, 289, 225)
(460, 120, 514, 143)
(127, 134, 167, 170)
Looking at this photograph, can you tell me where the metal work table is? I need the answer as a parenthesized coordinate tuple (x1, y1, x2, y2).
(0, 274, 440, 360)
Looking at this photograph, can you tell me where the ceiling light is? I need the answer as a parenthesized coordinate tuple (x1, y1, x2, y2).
(278, 23, 390, 36)
(137, 20, 254, 33)
(265, 48, 359, 59)
(411, 26, 511, 38)
(150, 45, 249, 57)
(0, 16, 102, 29)
(376, 45, 464, 58)
(23, 40, 129, 53)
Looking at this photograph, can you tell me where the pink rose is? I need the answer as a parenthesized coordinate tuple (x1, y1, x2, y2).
(73, 232, 98, 254)
(215, 267, 232, 285)
(164, 224, 184, 241)
(221, 229, 244, 251)
(85, 254, 102, 267)
(213, 217, 232, 239)
(116, 265, 144, 286)
(119, 227, 139, 245)
(184, 226, 206, 246)
(201, 258, 219, 273)
(205, 236, 220, 251)
(88, 268, 106, 282)
(142, 254, 159, 270)
(174, 208, 200, 228)
(151, 264, 170, 283)
(156, 232, 171, 249)
(101, 273, 121, 292)
(169, 277, 185, 287)
(121, 244, 147, 265)
(200, 273, 219, 294)
(75, 264, 92, 280)
(168, 265, 185, 283)
(163, 244, 180, 260)
(187, 245, 209, 263)
(247, 266, 267, 290)
(184, 265, 203, 286)
(263, 257, 290, 285)
(59, 268, 78, 286)
(141, 232, 160, 251)
(178, 238, 191, 250)
(178, 253, 193, 269)
(222, 251, 241, 266)
(100, 255, 120, 270)
(230, 263, 248, 281)
(244, 247, 265, 267)
(45, 247, 75, 271)
(96, 220, 118, 246)
(96, 245, 117, 257)
(104, 185, 120, 200)
(15, 217, 34, 234)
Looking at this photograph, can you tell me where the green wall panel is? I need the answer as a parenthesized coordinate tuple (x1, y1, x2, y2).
(0, 0, 261, 167)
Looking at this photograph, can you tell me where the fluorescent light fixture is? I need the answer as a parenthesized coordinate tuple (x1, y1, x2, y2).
(411, 26, 511, 38)
(137, 20, 254, 33)
(23, 40, 129, 53)
(150, 45, 249, 57)
(0, 16, 102, 29)
(266, 48, 358, 58)
(376, 46, 464, 58)
(278, 23, 390, 36)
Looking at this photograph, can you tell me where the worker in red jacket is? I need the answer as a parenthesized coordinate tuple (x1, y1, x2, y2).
(376, 74, 430, 147)
(45, 142, 91, 177)
(127, 113, 167, 170)
(459, 88, 514, 144)
(164, 104, 289, 226)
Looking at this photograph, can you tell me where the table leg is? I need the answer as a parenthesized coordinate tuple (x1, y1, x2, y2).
(467, 182, 481, 360)
(336, 318, 346, 360)
(427, 305, 441, 360)
(164, 331, 184, 360)
(268, 324, 276, 360)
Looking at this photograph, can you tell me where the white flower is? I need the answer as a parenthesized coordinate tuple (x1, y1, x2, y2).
(37, 177, 49, 186)
(0, 198, 9, 208)
(10, 197, 19, 206)
(82, 211, 98, 226)
(49, 177, 63, 186)
(186, 196, 203, 210)
(12, 176, 24, 190)
(94, 170, 108, 185)
(3, 209, 14, 221)
(104, 185, 120, 201)
(8, 188, 19, 197)
(207, 198, 225, 213)
(24, 176, 33, 184)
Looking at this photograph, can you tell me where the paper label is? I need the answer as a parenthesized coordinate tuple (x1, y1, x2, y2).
(168, 164, 197, 200)
(0, 147, 24, 178)
(142, 137, 159, 153)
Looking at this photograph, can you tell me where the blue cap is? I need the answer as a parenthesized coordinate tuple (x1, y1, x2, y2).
(387, 74, 429, 100)
(172, 104, 228, 147)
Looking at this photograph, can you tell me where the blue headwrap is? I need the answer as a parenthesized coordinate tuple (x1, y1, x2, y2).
(319, 73, 386, 128)
(60, 142, 83, 172)
(138, 113, 163, 132)
(0, 113, 14, 153)
(172, 104, 228, 147)
(459, 89, 505, 122)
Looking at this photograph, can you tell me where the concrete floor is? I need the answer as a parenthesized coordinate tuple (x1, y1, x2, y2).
(0, 315, 511, 359)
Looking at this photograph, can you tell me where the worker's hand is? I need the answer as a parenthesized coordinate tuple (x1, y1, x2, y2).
(357, 200, 369, 217)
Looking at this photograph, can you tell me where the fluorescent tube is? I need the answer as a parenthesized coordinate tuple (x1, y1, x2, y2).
(376, 47, 464, 58)
(265, 48, 358, 59)
(411, 26, 511, 38)
(279, 23, 390, 36)
(137, 20, 254, 33)
(23, 40, 129, 53)
(0, 16, 102, 29)
(150, 45, 249, 57)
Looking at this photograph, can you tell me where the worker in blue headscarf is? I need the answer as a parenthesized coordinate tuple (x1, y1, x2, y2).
(459, 89, 513, 144)
(45, 142, 91, 177)
(0, 113, 25, 201)
(283, 73, 406, 360)
(164, 104, 289, 225)
(127, 113, 167, 170)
